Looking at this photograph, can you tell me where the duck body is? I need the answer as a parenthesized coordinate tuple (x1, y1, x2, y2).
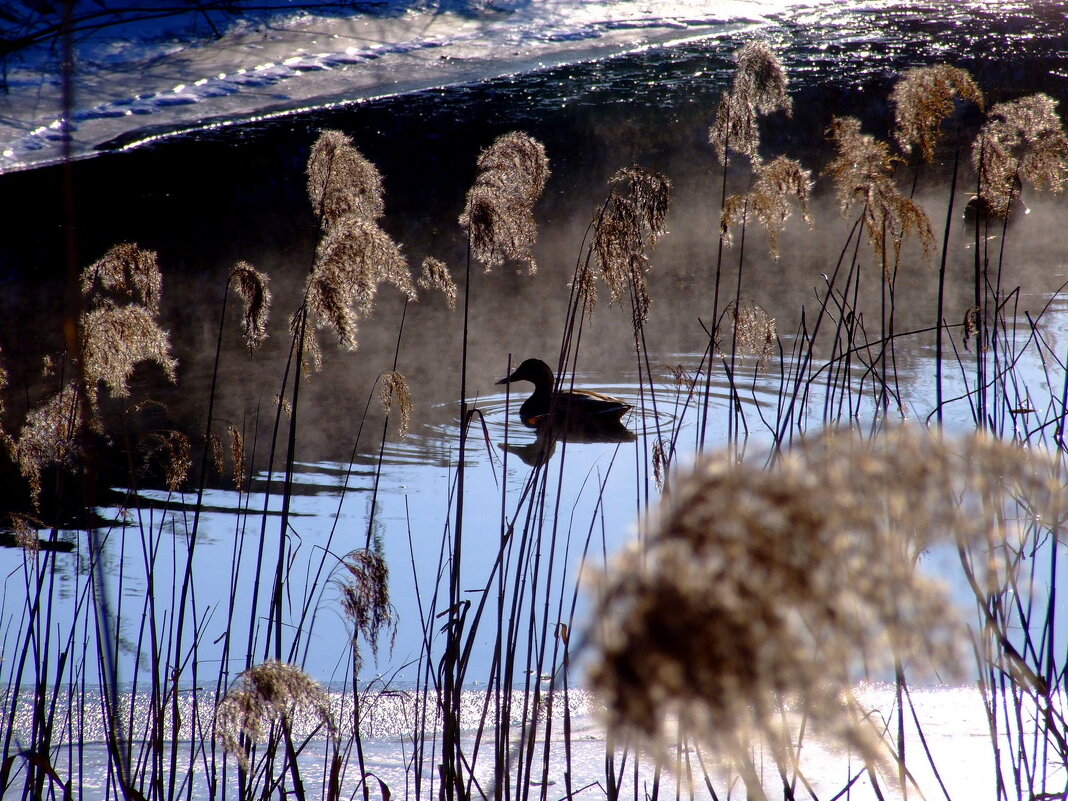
(496, 358, 633, 435)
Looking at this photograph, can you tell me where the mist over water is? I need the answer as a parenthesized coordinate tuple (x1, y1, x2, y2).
(1, 3, 1067, 797)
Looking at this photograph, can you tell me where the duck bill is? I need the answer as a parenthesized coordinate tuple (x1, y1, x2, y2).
(495, 372, 516, 385)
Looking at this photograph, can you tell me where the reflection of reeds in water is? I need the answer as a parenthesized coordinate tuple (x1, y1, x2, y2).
(589, 427, 1063, 789)
(459, 131, 550, 273)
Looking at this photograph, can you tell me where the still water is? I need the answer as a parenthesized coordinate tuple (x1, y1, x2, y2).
(1, 2, 1067, 798)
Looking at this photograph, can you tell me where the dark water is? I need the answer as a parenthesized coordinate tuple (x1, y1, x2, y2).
(0, 0, 1067, 684)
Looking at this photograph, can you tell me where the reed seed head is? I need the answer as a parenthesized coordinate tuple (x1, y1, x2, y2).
(891, 65, 984, 162)
(229, 424, 246, 492)
(139, 430, 191, 492)
(731, 300, 776, 366)
(13, 381, 84, 509)
(587, 427, 1063, 771)
(826, 117, 934, 271)
(307, 129, 385, 227)
(81, 242, 162, 314)
(973, 93, 1068, 218)
(230, 261, 271, 351)
(590, 166, 671, 328)
(417, 257, 458, 310)
(81, 305, 178, 408)
(378, 370, 413, 436)
(459, 131, 550, 273)
(305, 214, 415, 351)
(709, 40, 791, 164)
(337, 548, 396, 669)
(215, 660, 335, 771)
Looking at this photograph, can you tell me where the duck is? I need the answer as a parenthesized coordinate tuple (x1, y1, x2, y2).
(496, 358, 634, 438)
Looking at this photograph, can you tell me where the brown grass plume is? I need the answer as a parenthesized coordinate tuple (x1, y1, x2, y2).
(709, 40, 791, 164)
(459, 131, 550, 273)
(891, 64, 984, 162)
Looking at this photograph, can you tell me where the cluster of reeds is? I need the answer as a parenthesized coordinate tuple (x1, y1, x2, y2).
(3, 34, 1068, 801)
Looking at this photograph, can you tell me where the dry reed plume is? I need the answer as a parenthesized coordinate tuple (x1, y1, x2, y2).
(710, 40, 791, 164)
(826, 117, 935, 271)
(12, 381, 84, 508)
(730, 300, 776, 364)
(138, 429, 192, 492)
(721, 155, 812, 258)
(307, 129, 385, 227)
(972, 93, 1068, 218)
(589, 166, 671, 326)
(303, 130, 415, 351)
(337, 548, 396, 668)
(588, 427, 1063, 779)
(378, 370, 413, 436)
(458, 131, 550, 273)
(230, 261, 272, 350)
(229, 423, 246, 491)
(81, 305, 178, 405)
(80, 242, 162, 314)
(80, 243, 177, 407)
(891, 65, 984, 162)
(215, 660, 335, 771)
(11, 243, 177, 506)
(417, 256, 458, 310)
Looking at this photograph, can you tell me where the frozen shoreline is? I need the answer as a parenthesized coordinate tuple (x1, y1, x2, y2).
(0, 1, 827, 174)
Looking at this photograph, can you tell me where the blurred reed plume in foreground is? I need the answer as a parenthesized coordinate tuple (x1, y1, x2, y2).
(304, 129, 414, 351)
(709, 39, 791, 164)
(587, 166, 671, 326)
(973, 93, 1068, 218)
(215, 661, 335, 771)
(459, 131, 550, 273)
(826, 117, 934, 271)
(890, 65, 984, 162)
(588, 427, 1064, 780)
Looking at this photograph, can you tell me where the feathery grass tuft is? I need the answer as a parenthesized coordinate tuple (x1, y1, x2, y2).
(229, 423, 246, 492)
(891, 65, 984, 162)
(215, 660, 336, 771)
(80, 242, 162, 314)
(826, 117, 934, 270)
(307, 129, 385, 227)
(588, 427, 1063, 774)
(378, 370, 413, 436)
(12, 381, 84, 508)
(230, 261, 272, 350)
(337, 548, 396, 668)
(139, 429, 192, 492)
(730, 300, 776, 365)
(589, 166, 671, 326)
(417, 256, 458, 310)
(721, 156, 811, 258)
(80, 305, 178, 406)
(459, 131, 550, 273)
(709, 40, 791, 164)
(304, 215, 415, 351)
(973, 93, 1068, 218)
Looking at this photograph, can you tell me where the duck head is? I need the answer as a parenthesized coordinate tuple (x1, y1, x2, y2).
(495, 358, 555, 391)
